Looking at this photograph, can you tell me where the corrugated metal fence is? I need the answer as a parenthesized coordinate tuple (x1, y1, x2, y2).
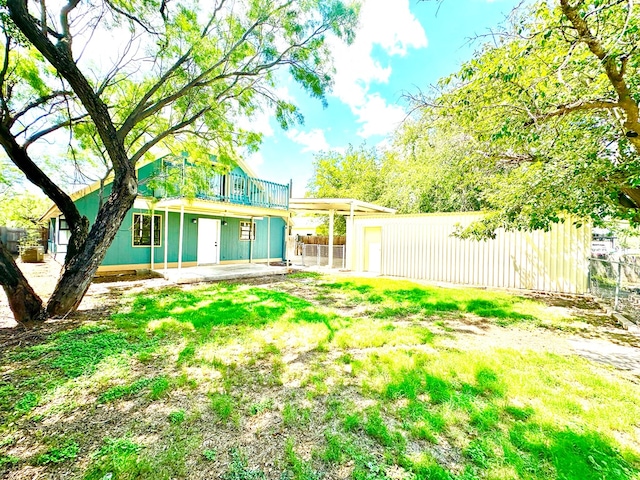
(348, 213, 590, 294)
(0, 226, 26, 254)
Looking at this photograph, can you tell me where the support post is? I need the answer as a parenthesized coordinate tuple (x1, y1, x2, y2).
(328, 209, 335, 269)
(150, 207, 155, 271)
(267, 216, 271, 266)
(178, 205, 184, 271)
(249, 218, 254, 263)
(345, 201, 355, 270)
(163, 207, 169, 274)
(614, 261, 622, 311)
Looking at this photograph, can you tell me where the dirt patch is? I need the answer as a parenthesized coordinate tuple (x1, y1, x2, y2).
(0, 255, 171, 332)
(92, 271, 164, 283)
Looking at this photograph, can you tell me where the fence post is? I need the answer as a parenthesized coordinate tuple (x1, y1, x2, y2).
(301, 244, 305, 266)
(614, 261, 621, 312)
(317, 244, 320, 266)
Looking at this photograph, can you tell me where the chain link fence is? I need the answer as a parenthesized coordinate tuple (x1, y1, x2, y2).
(300, 243, 345, 269)
(589, 257, 640, 321)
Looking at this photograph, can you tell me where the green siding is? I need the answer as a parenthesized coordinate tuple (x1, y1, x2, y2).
(137, 161, 160, 197)
(100, 211, 286, 266)
(230, 165, 247, 176)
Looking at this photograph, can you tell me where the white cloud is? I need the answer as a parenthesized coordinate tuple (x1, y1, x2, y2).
(352, 94, 407, 138)
(235, 108, 274, 138)
(329, 0, 427, 138)
(244, 150, 265, 175)
(286, 128, 330, 153)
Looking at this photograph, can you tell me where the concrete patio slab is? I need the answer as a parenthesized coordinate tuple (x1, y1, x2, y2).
(156, 263, 289, 284)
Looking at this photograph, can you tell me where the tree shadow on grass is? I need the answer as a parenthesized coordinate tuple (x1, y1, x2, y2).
(373, 287, 536, 323)
(2, 284, 337, 434)
(0, 323, 159, 434)
(111, 284, 339, 335)
(316, 281, 539, 324)
(507, 423, 639, 480)
(372, 365, 639, 479)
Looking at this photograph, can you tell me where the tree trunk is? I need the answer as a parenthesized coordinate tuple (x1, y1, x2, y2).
(621, 187, 640, 210)
(0, 241, 46, 326)
(46, 174, 137, 316)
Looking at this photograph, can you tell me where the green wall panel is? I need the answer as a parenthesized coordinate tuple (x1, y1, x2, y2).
(97, 209, 286, 266)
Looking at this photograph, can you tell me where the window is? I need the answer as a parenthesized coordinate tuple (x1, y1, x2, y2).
(232, 176, 247, 199)
(239, 221, 255, 241)
(58, 216, 70, 245)
(133, 213, 161, 246)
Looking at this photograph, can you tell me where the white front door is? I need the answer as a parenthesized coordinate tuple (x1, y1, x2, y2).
(197, 218, 221, 265)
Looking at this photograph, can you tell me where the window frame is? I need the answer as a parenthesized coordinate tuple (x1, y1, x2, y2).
(58, 215, 70, 245)
(132, 213, 162, 247)
(239, 221, 256, 241)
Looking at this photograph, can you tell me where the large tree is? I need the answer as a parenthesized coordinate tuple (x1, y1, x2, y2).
(413, 0, 640, 236)
(306, 144, 382, 234)
(0, 0, 358, 325)
(305, 131, 483, 230)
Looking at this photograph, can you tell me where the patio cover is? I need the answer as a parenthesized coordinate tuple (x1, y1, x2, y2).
(288, 198, 396, 270)
(288, 198, 396, 215)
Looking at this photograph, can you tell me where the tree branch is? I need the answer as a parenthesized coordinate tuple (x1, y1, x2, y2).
(560, 0, 640, 152)
(118, 2, 294, 139)
(12, 90, 74, 124)
(0, 31, 11, 124)
(59, 0, 81, 52)
(129, 107, 210, 164)
(23, 113, 89, 148)
(525, 99, 620, 125)
(105, 0, 162, 36)
(8, 0, 134, 178)
(0, 122, 83, 229)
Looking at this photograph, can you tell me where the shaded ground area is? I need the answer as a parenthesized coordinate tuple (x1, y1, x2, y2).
(1, 265, 639, 479)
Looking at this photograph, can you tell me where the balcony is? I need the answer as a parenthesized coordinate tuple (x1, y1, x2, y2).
(151, 169, 290, 210)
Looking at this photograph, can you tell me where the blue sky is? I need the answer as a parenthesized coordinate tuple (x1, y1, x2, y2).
(244, 0, 521, 197)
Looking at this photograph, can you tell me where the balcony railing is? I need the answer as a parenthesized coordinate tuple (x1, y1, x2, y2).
(153, 171, 290, 210)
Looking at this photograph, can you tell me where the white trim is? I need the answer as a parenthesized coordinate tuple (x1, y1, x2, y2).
(328, 209, 335, 269)
(131, 213, 162, 248)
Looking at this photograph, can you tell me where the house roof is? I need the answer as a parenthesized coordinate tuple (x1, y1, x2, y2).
(288, 198, 396, 216)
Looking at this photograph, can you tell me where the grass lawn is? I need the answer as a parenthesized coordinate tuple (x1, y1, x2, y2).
(1, 273, 639, 479)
